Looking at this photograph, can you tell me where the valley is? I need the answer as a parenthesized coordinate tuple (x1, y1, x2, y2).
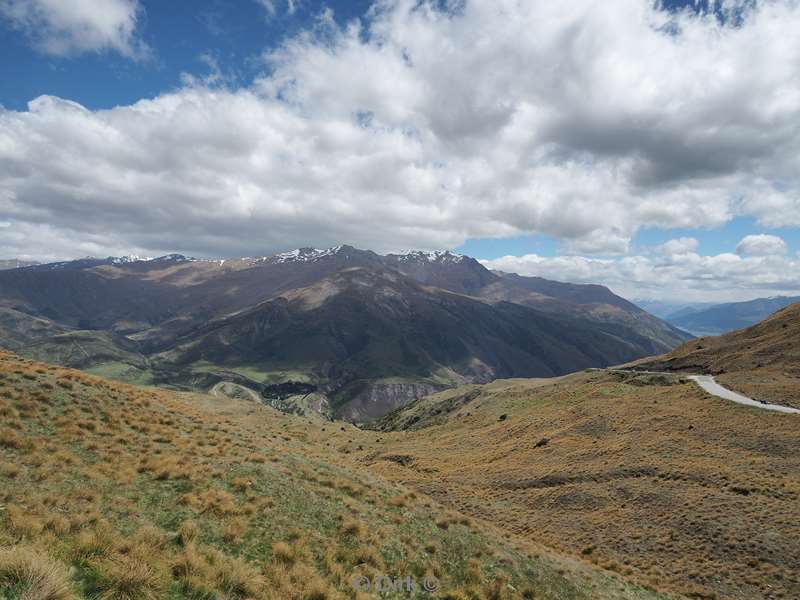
(4, 2, 800, 599)
(0, 253, 798, 599)
(1, 254, 798, 600)
(2, 308, 799, 599)
(0, 247, 690, 421)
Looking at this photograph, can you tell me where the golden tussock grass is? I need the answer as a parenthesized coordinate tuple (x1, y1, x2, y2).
(270, 540, 297, 565)
(367, 371, 800, 599)
(0, 545, 75, 600)
(0, 349, 667, 600)
(93, 555, 163, 600)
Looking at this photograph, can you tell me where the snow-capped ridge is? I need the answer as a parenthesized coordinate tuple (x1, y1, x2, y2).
(109, 254, 191, 265)
(247, 246, 346, 264)
(394, 250, 465, 264)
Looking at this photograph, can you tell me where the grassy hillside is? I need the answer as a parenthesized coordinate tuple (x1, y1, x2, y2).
(366, 372, 800, 600)
(634, 302, 800, 408)
(0, 350, 667, 600)
(16, 330, 153, 385)
(0, 308, 67, 351)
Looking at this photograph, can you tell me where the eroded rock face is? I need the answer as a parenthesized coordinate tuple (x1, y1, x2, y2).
(338, 382, 445, 423)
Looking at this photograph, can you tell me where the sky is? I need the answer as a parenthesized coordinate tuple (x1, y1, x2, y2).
(1, 0, 799, 302)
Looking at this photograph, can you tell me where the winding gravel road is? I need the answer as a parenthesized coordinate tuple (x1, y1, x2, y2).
(609, 369, 799, 414)
(687, 375, 800, 414)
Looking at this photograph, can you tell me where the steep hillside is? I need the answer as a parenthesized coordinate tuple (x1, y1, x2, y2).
(385, 255, 689, 353)
(666, 295, 800, 336)
(156, 267, 673, 420)
(478, 273, 690, 353)
(0, 246, 687, 420)
(17, 330, 153, 385)
(0, 350, 667, 600)
(634, 302, 800, 408)
(0, 307, 67, 350)
(368, 371, 800, 600)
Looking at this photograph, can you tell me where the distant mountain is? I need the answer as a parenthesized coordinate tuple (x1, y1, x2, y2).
(633, 299, 714, 320)
(0, 259, 39, 270)
(0, 245, 689, 420)
(666, 295, 800, 336)
(635, 301, 800, 408)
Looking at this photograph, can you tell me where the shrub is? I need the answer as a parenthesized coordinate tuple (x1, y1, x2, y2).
(94, 556, 163, 600)
(0, 546, 74, 600)
(271, 541, 295, 565)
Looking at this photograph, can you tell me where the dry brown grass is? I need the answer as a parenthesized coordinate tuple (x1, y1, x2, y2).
(366, 372, 800, 599)
(634, 302, 800, 408)
(0, 546, 75, 600)
(94, 555, 163, 600)
(0, 349, 668, 600)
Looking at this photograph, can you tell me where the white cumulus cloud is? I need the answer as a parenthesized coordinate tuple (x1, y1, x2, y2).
(735, 234, 789, 256)
(483, 243, 800, 303)
(1, 0, 800, 270)
(0, 0, 147, 58)
(659, 237, 700, 256)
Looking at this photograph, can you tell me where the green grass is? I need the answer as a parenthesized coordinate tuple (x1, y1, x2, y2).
(186, 361, 315, 385)
(0, 351, 674, 600)
(85, 362, 155, 385)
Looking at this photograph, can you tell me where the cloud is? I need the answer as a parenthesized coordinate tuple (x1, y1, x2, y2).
(659, 237, 700, 256)
(1, 0, 800, 266)
(254, 0, 277, 17)
(482, 247, 800, 303)
(254, 0, 299, 19)
(736, 234, 788, 256)
(0, 0, 147, 58)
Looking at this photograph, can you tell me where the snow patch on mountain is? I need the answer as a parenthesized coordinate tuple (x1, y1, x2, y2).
(247, 246, 345, 264)
(394, 250, 465, 264)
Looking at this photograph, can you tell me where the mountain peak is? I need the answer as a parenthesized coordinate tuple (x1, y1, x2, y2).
(108, 254, 190, 265)
(391, 250, 466, 264)
(267, 246, 344, 264)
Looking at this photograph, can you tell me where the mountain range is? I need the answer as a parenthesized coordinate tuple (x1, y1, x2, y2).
(0, 245, 689, 420)
(661, 295, 800, 336)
